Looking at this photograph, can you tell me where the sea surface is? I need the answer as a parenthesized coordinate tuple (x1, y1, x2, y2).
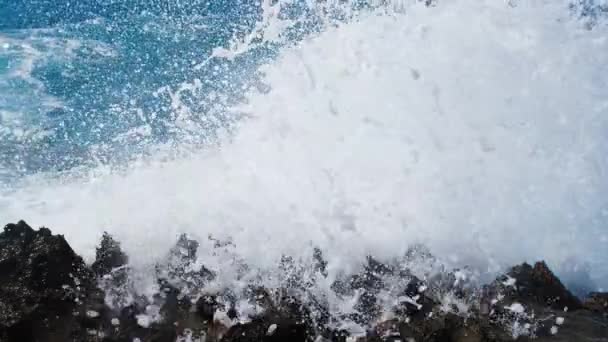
(1, 0, 608, 297)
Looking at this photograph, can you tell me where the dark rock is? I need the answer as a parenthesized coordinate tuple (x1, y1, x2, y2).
(196, 294, 220, 322)
(0, 221, 99, 341)
(91, 232, 128, 278)
(156, 233, 215, 295)
(450, 325, 483, 342)
(218, 285, 317, 342)
(483, 262, 607, 342)
(493, 261, 582, 311)
(584, 292, 608, 314)
(220, 320, 268, 342)
(397, 312, 457, 342)
(218, 288, 312, 341)
(395, 275, 436, 319)
(92, 232, 131, 311)
(121, 234, 219, 342)
(313, 247, 328, 278)
(532, 310, 608, 341)
(2, 221, 607, 342)
(221, 318, 307, 342)
(332, 257, 396, 324)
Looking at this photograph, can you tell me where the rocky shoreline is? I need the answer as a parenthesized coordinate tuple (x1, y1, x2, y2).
(0, 221, 606, 342)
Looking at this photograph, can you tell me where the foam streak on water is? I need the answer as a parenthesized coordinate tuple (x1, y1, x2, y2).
(1, 0, 608, 290)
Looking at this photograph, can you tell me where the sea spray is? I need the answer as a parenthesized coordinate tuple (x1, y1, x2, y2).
(0, 0, 607, 304)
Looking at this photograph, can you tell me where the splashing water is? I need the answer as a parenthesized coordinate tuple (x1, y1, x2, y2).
(1, 0, 608, 298)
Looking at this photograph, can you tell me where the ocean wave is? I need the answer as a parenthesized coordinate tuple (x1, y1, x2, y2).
(0, 0, 607, 303)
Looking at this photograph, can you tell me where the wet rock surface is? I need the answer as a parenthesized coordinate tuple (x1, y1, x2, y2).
(492, 261, 583, 310)
(0, 221, 606, 342)
(584, 292, 608, 314)
(0, 221, 105, 342)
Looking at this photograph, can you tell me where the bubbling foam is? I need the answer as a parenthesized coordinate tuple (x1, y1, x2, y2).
(1, 1, 608, 289)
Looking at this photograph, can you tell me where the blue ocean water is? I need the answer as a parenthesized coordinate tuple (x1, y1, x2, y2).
(0, 0, 278, 179)
(1, 1, 607, 180)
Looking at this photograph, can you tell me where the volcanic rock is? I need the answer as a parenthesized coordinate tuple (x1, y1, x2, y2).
(1, 222, 607, 342)
(0, 221, 101, 341)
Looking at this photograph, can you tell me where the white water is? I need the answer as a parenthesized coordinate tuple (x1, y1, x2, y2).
(1, 1, 608, 290)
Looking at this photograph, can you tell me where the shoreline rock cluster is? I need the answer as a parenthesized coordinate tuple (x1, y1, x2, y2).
(0, 221, 606, 342)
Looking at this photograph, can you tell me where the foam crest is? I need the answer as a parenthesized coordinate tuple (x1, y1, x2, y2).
(1, 1, 607, 290)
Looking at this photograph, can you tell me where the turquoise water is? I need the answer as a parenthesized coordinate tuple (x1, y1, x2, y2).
(0, 0, 278, 177)
(1, 1, 606, 178)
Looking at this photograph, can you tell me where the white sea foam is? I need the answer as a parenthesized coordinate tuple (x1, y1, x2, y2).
(1, 0, 607, 292)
